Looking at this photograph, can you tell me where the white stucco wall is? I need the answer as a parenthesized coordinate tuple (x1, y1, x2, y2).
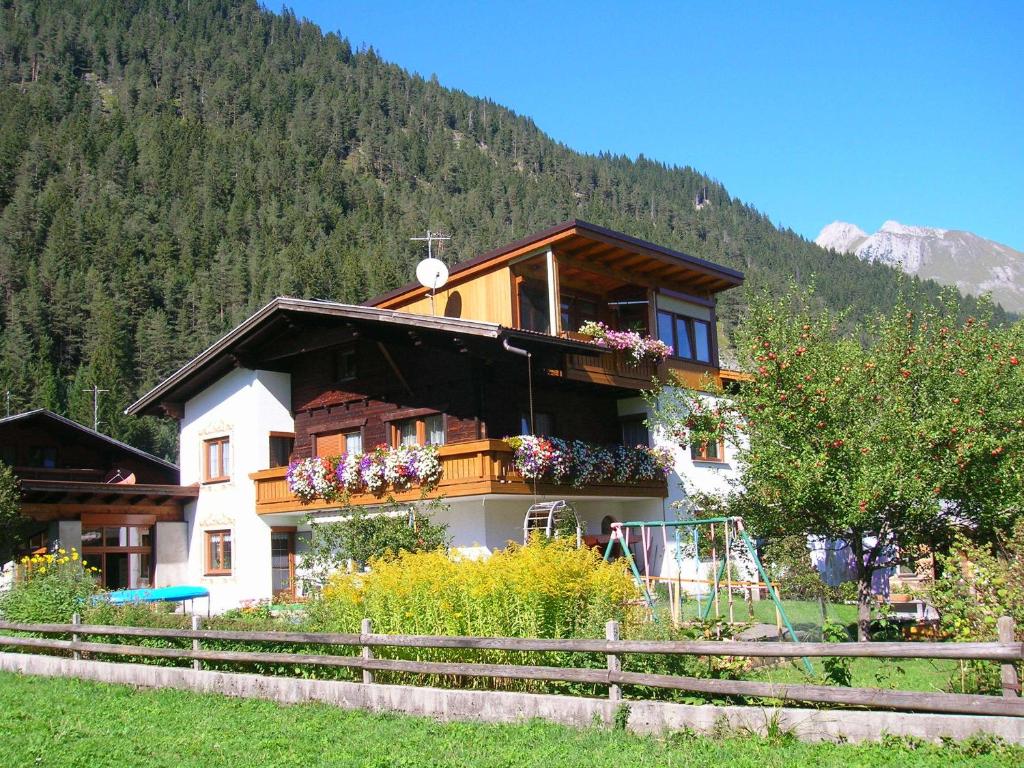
(154, 522, 188, 587)
(180, 368, 293, 612)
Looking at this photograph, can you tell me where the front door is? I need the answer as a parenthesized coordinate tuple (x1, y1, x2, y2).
(270, 530, 295, 600)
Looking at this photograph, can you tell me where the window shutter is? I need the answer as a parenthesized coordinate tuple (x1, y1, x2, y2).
(315, 432, 345, 457)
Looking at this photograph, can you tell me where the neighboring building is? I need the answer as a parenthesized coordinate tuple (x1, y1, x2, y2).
(127, 220, 745, 610)
(0, 409, 198, 589)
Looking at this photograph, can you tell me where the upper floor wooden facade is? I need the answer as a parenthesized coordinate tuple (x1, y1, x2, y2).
(370, 220, 744, 389)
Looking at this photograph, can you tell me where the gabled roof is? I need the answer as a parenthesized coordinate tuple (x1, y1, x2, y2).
(0, 409, 178, 472)
(369, 219, 745, 308)
(126, 297, 604, 417)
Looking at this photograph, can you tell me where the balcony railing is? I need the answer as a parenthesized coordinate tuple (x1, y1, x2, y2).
(562, 346, 660, 388)
(251, 439, 667, 516)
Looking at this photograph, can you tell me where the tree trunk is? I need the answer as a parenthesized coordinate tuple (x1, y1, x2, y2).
(851, 536, 872, 641)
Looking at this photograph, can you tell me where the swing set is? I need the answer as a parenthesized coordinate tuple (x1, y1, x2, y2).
(602, 516, 812, 672)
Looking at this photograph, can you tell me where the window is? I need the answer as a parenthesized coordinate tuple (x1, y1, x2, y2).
(560, 291, 599, 332)
(517, 278, 550, 333)
(396, 418, 418, 447)
(620, 416, 650, 447)
(315, 428, 362, 457)
(269, 433, 295, 468)
(27, 446, 57, 468)
(656, 311, 712, 363)
(334, 348, 357, 382)
(690, 440, 725, 463)
(271, 529, 296, 598)
(203, 436, 230, 482)
(424, 414, 445, 446)
(520, 412, 554, 436)
(82, 524, 153, 590)
(391, 415, 446, 448)
(205, 530, 232, 575)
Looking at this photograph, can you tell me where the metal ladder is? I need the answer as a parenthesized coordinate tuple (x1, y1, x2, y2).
(523, 500, 575, 544)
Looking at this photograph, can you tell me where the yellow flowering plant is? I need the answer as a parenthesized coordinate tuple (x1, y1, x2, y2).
(1, 547, 102, 623)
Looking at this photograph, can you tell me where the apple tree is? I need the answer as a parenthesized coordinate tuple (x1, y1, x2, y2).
(650, 287, 1024, 639)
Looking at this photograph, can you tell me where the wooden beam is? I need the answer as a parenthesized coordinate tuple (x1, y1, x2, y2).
(557, 255, 664, 291)
(161, 403, 184, 420)
(256, 325, 357, 364)
(19, 504, 184, 521)
(546, 249, 561, 335)
(563, 241, 618, 262)
(658, 288, 716, 308)
(376, 342, 415, 399)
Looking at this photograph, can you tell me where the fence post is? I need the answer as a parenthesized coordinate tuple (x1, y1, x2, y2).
(361, 618, 374, 685)
(71, 612, 81, 661)
(606, 619, 621, 703)
(997, 616, 1019, 699)
(191, 615, 201, 672)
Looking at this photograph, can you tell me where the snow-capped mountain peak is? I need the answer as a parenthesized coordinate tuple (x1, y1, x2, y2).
(815, 220, 1024, 313)
(815, 221, 868, 254)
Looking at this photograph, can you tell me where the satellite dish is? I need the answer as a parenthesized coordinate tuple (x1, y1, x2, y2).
(416, 258, 449, 291)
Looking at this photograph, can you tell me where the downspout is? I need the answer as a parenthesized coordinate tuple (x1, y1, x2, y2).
(502, 338, 534, 436)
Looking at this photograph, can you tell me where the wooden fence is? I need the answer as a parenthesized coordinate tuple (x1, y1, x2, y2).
(0, 616, 1021, 718)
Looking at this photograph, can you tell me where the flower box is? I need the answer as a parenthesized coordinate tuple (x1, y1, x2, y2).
(286, 444, 442, 504)
(504, 435, 672, 488)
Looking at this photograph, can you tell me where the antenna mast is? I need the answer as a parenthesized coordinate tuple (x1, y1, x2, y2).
(82, 385, 110, 432)
(411, 230, 451, 316)
(410, 229, 450, 261)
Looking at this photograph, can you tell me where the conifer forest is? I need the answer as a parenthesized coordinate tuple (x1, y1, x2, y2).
(0, 0, 1010, 458)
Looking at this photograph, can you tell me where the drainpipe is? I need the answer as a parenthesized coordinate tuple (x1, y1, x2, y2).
(503, 338, 534, 436)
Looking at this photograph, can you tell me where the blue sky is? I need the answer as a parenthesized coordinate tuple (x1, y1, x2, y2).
(284, 1, 1024, 250)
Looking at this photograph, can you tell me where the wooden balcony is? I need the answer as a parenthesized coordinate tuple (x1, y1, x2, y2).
(563, 346, 660, 389)
(251, 439, 667, 516)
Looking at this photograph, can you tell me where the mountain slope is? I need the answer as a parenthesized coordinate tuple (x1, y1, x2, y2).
(0, 0, 1009, 458)
(816, 221, 1024, 313)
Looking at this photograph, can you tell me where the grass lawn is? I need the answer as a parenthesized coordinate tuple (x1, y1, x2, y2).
(748, 657, 961, 693)
(660, 593, 858, 635)
(0, 672, 1018, 767)
(657, 596, 962, 693)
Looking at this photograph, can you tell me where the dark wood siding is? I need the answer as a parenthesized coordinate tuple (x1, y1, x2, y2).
(287, 338, 623, 459)
(0, 417, 178, 484)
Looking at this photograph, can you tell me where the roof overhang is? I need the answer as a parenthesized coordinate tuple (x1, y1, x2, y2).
(19, 480, 199, 503)
(369, 219, 744, 309)
(127, 298, 605, 418)
(0, 409, 179, 473)
(18, 479, 199, 521)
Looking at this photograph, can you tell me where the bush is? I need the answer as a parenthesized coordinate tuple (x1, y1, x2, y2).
(303, 538, 641, 693)
(307, 537, 638, 638)
(0, 549, 100, 623)
(928, 520, 1024, 693)
(302, 502, 450, 591)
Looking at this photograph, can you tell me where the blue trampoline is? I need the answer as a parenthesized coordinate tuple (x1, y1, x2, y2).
(93, 586, 211, 614)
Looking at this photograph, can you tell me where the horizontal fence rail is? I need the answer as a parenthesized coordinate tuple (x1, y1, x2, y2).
(0, 618, 1021, 718)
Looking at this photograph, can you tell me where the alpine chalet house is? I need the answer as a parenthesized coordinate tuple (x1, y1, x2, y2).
(127, 221, 744, 610)
(0, 409, 197, 589)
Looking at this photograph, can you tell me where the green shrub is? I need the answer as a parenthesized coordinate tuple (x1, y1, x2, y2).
(928, 520, 1024, 693)
(301, 502, 450, 591)
(0, 549, 100, 623)
(307, 538, 639, 639)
